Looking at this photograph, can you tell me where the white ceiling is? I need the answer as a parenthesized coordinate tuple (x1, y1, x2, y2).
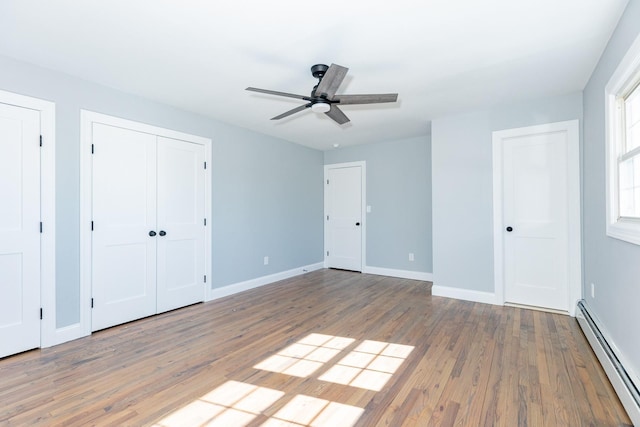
(0, 0, 628, 151)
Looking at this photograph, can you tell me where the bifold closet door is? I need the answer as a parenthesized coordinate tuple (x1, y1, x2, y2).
(92, 124, 158, 331)
(156, 137, 205, 313)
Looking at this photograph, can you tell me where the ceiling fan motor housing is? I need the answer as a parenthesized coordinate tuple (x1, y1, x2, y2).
(311, 64, 329, 80)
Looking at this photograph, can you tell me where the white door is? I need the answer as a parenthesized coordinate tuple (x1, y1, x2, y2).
(494, 121, 580, 312)
(325, 163, 364, 272)
(92, 123, 158, 331)
(156, 137, 205, 313)
(0, 103, 41, 357)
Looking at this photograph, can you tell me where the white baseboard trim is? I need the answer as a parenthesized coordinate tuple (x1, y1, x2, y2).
(431, 285, 499, 305)
(41, 262, 327, 348)
(576, 301, 640, 426)
(207, 262, 325, 301)
(363, 266, 433, 282)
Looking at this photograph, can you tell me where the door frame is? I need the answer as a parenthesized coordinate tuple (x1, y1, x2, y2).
(324, 161, 366, 271)
(492, 120, 581, 315)
(0, 89, 56, 348)
(80, 111, 212, 336)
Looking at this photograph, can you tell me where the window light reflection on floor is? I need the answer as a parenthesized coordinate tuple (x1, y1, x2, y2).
(152, 381, 364, 427)
(263, 394, 364, 427)
(152, 380, 284, 427)
(154, 334, 413, 426)
(253, 333, 355, 378)
(318, 340, 414, 391)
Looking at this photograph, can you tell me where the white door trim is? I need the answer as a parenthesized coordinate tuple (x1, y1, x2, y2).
(492, 119, 581, 315)
(324, 161, 366, 271)
(80, 111, 212, 338)
(0, 90, 56, 348)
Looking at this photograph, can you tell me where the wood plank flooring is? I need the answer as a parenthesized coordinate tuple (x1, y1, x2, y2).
(0, 269, 632, 426)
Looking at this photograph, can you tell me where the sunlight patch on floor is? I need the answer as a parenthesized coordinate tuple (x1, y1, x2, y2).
(153, 381, 283, 427)
(263, 395, 364, 427)
(153, 382, 363, 427)
(153, 333, 413, 426)
(254, 333, 355, 378)
(318, 340, 414, 391)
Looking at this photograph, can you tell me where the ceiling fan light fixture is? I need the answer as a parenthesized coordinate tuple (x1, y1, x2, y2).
(311, 102, 331, 113)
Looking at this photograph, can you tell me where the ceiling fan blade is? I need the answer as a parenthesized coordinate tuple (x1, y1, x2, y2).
(325, 105, 350, 125)
(334, 93, 398, 104)
(315, 64, 349, 100)
(271, 103, 312, 120)
(246, 87, 309, 100)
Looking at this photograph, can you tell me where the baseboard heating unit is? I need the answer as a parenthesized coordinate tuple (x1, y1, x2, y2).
(576, 300, 640, 426)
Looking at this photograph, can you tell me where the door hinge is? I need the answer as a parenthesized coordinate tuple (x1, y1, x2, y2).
(204, 218, 207, 226)
(40, 222, 43, 233)
(326, 251, 329, 256)
(91, 221, 94, 231)
(40, 308, 43, 320)
(39, 135, 43, 147)
(204, 161, 207, 169)
(326, 179, 329, 185)
(91, 144, 95, 154)
(326, 215, 329, 221)
(91, 298, 94, 308)
(204, 275, 207, 283)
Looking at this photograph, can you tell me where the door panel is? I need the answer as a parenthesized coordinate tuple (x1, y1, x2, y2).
(156, 137, 205, 313)
(502, 130, 569, 311)
(326, 166, 362, 271)
(91, 123, 157, 331)
(0, 103, 40, 357)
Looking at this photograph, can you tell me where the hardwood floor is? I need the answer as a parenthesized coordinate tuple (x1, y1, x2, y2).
(0, 269, 632, 426)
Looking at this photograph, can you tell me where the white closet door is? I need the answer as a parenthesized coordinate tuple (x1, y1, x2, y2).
(156, 137, 205, 313)
(0, 103, 41, 357)
(92, 123, 157, 331)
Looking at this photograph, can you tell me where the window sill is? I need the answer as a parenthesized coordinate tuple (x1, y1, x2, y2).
(606, 220, 640, 246)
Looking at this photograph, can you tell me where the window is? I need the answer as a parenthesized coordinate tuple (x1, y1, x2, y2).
(619, 84, 640, 218)
(606, 32, 640, 245)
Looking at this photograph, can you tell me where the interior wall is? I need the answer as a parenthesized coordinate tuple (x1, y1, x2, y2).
(582, 0, 640, 385)
(324, 135, 432, 274)
(0, 54, 324, 329)
(431, 92, 583, 294)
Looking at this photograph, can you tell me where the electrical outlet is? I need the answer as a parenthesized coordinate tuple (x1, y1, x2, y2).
(591, 283, 595, 298)
(264, 256, 269, 265)
(409, 253, 414, 261)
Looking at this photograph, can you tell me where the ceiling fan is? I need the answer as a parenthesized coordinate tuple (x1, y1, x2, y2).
(246, 63, 398, 125)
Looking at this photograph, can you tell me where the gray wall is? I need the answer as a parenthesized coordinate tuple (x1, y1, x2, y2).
(324, 136, 432, 274)
(0, 55, 324, 328)
(431, 92, 583, 292)
(582, 0, 640, 383)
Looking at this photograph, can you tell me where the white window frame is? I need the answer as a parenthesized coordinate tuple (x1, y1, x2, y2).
(605, 31, 640, 246)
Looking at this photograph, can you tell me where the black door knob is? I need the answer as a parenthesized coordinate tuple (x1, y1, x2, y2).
(159, 230, 166, 236)
(506, 226, 513, 232)
(149, 230, 157, 236)
(355, 222, 360, 226)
